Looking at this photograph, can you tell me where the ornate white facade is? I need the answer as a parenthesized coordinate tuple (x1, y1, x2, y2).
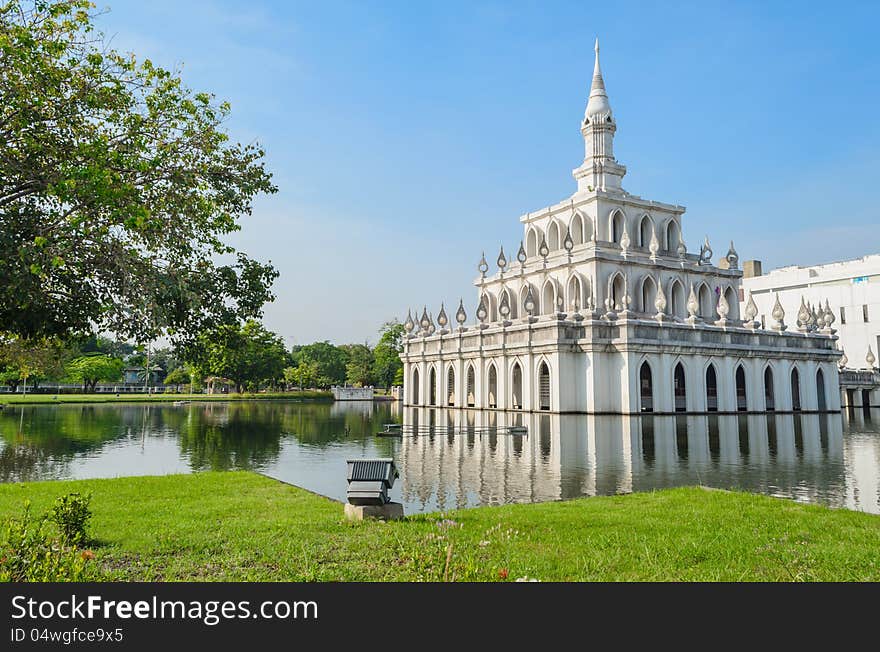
(401, 41, 841, 415)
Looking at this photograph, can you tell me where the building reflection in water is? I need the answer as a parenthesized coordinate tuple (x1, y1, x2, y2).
(396, 406, 880, 515)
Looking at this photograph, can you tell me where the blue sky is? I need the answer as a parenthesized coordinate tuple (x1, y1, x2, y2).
(98, 0, 880, 345)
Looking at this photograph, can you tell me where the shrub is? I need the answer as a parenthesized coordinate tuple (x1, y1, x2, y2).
(48, 492, 92, 547)
(0, 501, 94, 582)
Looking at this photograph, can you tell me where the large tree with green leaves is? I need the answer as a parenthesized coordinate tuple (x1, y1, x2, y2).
(0, 1, 277, 348)
(64, 353, 123, 392)
(290, 341, 348, 389)
(372, 320, 404, 388)
(0, 334, 66, 391)
(344, 343, 374, 387)
(193, 320, 288, 393)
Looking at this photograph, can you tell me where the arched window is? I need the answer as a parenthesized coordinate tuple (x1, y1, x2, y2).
(638, 216, 653, 249)
(542, 281, 556, 316)
(640, 276, 657, 314)
(670, 280, 686, 319)
(639, 361, 653, 412)
(791, 367, 801, 411)
(674, 362, 686, 412)
(665, 220, 681, 252)
(466, 365, 476, 408)
(487, 365, 497, 408)
(724, 286, 739, 321)
(526, 228, 538, 258)
(482, 293, 497, 323)
(447, 367, 455, 407)
(698, 284, 714, 320)
(610, 274, 625, 311)
(567, 276, 583, 312)
(511, 363, 523, 410)
(538, 362, 551, 411)
(735, 365, 747, 411)
(817, 368, 827, 411)
(571, 214, 584, 244)
(764, 366, 775, 411)
(705, 364, 718, 412)
(548, 221, 560, 250)
(412, 368, 420, 405)
(611, 211, 624, 244)
(429, 367, 437, 406)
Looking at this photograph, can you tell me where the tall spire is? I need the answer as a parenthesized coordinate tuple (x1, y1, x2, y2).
(585, 38, 611, 120)
(574, 37, 626, 194)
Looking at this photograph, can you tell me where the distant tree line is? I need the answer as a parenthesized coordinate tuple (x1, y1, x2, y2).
(0, 320, 405, 394)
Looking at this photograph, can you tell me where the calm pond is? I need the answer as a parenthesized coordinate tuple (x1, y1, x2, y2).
(1, 400, 879, 515)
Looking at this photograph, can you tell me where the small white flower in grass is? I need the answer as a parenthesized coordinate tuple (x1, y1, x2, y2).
(515, 576, 540, 582)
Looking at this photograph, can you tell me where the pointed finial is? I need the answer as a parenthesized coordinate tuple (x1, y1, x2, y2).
(517, 240, 527, 264)
(437, 303, 448, 328)
(476, 295, 488, 323)
(455, 298, 467, 326)
(867, 345, 876, 368)
(744, 292, 758, 325)
(404, 309, 415, 334)
(478, 252, 489, 276)
(771, 293, 787, 331)
(585, 36, 611, 121)
(497, 245, 507, 271)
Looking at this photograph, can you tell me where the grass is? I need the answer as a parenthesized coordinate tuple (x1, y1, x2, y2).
(0, 391, 332, 405)
(1, 471, 879, 581)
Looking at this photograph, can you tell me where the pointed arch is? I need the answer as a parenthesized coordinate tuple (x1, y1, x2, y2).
(481, 291, 498, 323)
(429, 366, 437, 406)
(538, 360, 551, 411)
(548, 220, 561, 251)
(570, 212, 585, 245)
(412, 368, 420, 405)
(466, 364, 476, 408)
(791, 365, 802, 411)
(697, 283, 714, 320)
(816, 368, 827, 411)
(763, 365, 775, 411)
(511, 361, 523, 410)
(610, 209, 625, 244)
(664, 219, 681, 253)
(608, 272, 625, 311)
(735, 363, 747, 411)
(673, 361, 687, 412)
(705, 362, 718, 412)
(639, 360, 654, 412)
(638, 214, 654, 249)
(566, 273, 584, 312)
(486, 363, 498, 408)
(446, 365, 456, 407)
(724, 286, 739, 321)
(542, 279, 557, 315)
(669, 278, 686, 319)
(526, 227, 539, 258)
(639, 275, 657, 314)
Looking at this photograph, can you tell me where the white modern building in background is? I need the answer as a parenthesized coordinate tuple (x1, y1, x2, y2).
(400, 41, 842, 415)
(741, 255, 879, 372)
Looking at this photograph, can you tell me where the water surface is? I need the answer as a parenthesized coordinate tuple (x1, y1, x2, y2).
(1, 400, 878, 515)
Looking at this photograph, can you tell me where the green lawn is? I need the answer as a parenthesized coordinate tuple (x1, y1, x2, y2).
(0, 391, 332, 405)
(2, 471, 878, 581)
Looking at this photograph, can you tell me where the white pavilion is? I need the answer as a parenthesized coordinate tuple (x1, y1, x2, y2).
(400, 41, 842, 415)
